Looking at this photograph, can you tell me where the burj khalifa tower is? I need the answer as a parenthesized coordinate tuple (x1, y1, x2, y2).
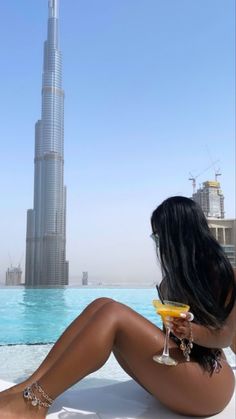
(25, 0, 69, 286)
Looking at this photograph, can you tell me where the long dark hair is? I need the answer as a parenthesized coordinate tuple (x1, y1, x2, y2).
(151, 196, 236, 329)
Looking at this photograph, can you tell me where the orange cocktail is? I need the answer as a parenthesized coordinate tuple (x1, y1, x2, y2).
(153, 300, 190, 321)
(152, 299, 190, 366)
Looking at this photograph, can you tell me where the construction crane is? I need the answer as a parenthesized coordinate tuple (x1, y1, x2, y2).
(215, 168, 222, 181)
(188, 160, 220, 194)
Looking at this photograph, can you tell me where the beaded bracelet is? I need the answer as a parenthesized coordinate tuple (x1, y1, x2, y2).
(23, 381, 54, 409)
(180, 321, 194, 362)
(34, 381, 54, 404)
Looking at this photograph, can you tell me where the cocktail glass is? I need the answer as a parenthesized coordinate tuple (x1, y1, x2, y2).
(152, 299, 190, 366)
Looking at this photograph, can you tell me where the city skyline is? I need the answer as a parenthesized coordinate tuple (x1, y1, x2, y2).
(25, 0, 68, 286)
(0, 0, 235, 285)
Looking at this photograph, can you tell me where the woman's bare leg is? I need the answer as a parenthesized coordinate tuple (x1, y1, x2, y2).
(3, 297, 113, 394)
(25, 297, 113, 383)
(0, 301, 234, 418)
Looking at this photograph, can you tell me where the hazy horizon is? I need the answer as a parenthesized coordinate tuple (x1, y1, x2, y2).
(0, 0, 235, 284)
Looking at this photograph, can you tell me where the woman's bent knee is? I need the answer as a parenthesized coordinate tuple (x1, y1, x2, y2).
(98, 301, 133, 326)
(93, 297, 115, 305)
(82, 297, 116, 316)
(88, 297, 115, 310)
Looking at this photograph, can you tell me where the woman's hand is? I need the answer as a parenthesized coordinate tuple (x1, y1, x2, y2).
(166, 312, 194, 341)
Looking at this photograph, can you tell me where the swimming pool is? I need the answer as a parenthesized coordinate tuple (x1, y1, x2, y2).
(0, 287, 160, 383)
(0, 287, 159, 345)
(0, 287, 235, 383)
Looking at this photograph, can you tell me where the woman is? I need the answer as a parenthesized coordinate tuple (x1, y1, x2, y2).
(0, 196, 235, 418)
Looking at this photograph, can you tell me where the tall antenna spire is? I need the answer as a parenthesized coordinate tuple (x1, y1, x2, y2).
(48, 0, 59, 18)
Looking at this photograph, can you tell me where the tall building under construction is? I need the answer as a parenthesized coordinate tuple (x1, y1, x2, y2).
(193, 181, 224, 219)
(25, 0, 69, 286)
(192, 179, 235, 267)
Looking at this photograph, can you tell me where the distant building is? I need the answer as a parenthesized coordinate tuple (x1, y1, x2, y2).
(208, 219, 236, 267)
(193, 181, 224, 219)
(6, 265, 22, 286)
(82, 272, 88, 286)
(192, 178, 235, 267)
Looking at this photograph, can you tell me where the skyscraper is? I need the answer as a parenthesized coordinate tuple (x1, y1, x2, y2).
(193, 180, 224, 219)
(192, 179, 236, 266)
(25, 0, 69, 286)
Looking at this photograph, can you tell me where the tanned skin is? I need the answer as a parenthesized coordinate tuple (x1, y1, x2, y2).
(0, 296, 235, 418)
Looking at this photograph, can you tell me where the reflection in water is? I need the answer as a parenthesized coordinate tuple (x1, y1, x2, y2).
(0, 287, 158, 345)
(21, 288, 68, 344)
(0, 287, 75, 345)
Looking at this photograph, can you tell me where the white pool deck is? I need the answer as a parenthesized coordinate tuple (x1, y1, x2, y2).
(0, 346, 235, 418)
(0, 373, 235, 419)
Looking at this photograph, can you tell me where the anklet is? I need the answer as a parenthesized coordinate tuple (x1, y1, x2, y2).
(23, 382, 54, 409)
(180, 322, 193, 362)
(34, 381, 54, 404)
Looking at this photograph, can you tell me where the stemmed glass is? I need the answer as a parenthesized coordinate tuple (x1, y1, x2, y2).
(152, 300, 190, 366)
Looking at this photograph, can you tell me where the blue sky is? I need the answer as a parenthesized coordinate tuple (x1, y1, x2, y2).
(0, 0, 235, 284)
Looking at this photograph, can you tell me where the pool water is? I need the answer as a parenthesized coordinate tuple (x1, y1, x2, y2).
(0, 288, 235, 383)
(0, 287, 159, 345)
(0, 287, 161, 383)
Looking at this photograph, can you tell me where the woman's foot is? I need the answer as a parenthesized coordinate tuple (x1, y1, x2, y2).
(0, 391, 47, 418)
(0, 379, 31, 397)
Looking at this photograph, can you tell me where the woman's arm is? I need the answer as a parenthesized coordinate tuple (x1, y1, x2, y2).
(171, 302, 236, 349)
(171, 269, 236, 349)
(191, 302, 236, 348)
